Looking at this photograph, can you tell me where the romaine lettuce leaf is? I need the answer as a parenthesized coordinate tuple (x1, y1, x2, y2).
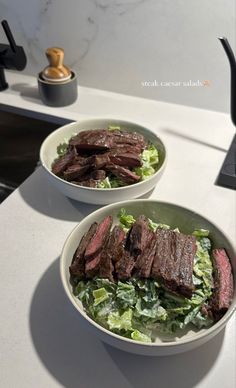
(57, 142, 68, 156)
(108, 309, 133, 331)
(193, 229, 209, 237)
(116, 281, 137, 308)
(93, 287, 110, 306)
(131, 330, 152, 343)
(119, 208, 136, 231)
(134, 143, 159, 180)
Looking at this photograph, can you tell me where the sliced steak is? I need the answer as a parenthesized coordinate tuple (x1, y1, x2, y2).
(69, 222, 98, 278)
(99, 250, 114, 281)
(152, 230, 196, 298)
(63, 164, 90, 181)
(110, 144, 143, 155)
(84, 216, 113, 259)
(75, 155, 95, 167)
(85, 251, 102, 278)
(126, 215, 150, 256)
(106, 164, 140, 184)
(163, 232, 186, 292)
(52, 150, 75, 176)
(89, 169, 106, 181)
(69, 130, 113, 151)
(112, 130, 146, 149)
(178, 235, 196, 297)
(151, 229, 172, 280)
(108, 226, 126, 260)
(94, 154, 110, 169)
(134, 232, 157, 278)
(99, 226, 126, 281)
(210, 248, 234, 319)
(109, 152, 142, 168)
(115, 249, 135, 280)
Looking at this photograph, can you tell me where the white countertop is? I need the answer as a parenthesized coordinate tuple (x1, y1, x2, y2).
(0, 72, 235, 388)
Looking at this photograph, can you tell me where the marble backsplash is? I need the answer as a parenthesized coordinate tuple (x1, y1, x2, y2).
(0, 0, 235, 112)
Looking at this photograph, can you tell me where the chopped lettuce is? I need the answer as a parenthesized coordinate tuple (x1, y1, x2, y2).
(131, 330, 152, 343)
(116, 281, 137, 308)
(193, 229, 209, 237)
(148, 220, 170, 231)
(194, 241, 214, 295)
(119, 208, 136, 232)
(134, 144, 159, 180)
(57, 142, 68, 156)
(200, 237, 211, 252)
(192, 311, 214, 329)
(93, 288, 110, 306)
(108, 124, 121, 131)
(97, 176, 126, 189)
(108, 309, 133, 331)
(73, 213, 215, 343)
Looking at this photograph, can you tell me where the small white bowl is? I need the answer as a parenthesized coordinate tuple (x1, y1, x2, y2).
(60, 199, 236, 356)
(40, 118, 167, 204)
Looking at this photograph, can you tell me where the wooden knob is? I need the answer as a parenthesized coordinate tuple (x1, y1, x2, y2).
(42, 47, 71, 82)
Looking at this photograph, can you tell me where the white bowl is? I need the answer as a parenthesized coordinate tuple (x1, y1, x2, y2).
(40, 118, 167, 204)
(60, 199, 236, 356)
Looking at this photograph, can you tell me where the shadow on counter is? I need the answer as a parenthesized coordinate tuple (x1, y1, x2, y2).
(29, 258, 225, 388)
(161, 127, 227, 152)
(19, 167, 154, 222)
(18, 167, 100, 221)
(10, 82, 43, 104)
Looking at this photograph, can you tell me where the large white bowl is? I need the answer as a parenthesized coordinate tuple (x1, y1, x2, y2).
(60, 199, 236, 356)
(40, 118, 167, 204)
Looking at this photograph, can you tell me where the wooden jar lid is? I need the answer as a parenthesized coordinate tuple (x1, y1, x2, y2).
(42, 47, 71, 83)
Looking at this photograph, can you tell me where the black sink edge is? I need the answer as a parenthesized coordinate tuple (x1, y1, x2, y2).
(0, 103, 75, 126)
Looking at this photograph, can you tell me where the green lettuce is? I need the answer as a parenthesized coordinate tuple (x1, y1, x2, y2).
(57, 142, 68, 156)
(131, 330, 152, 343)
(134, 144, 159, 180)
(119, 208, 136, 232)
(108, 309, 133, 331)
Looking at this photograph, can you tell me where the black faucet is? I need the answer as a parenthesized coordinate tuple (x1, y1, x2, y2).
(216, 37, 236, 189)
(0, 20, 27, 91)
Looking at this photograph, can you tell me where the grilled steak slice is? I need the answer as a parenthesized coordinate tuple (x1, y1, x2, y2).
(94, 154, 110, 169)
(106, 164, 140, 184)
(99, 250, 114, 281)
(110, 144, 143, 155)
(108, 226, 126, 261)
(134, 233, 157, 278)
(151, 229, 172, 280)
(178, 235, 196, 297)
(163, 232, 186, 292)
(126, 215, 150, 256)
(52, 150, 75, 176)
(152, 230, 196, 298)
(99, 225, 126, 280)
(115, 249, 135, 280)
(210, 249, 233, 319)
(85, 251, 102, 278)
(75, 155, 95, 167)
(112, 130, 146, 149)
(69, 222, 98, 278)
(89, 169, 106, 180)
(69, 130, 113, 151)
(84, 216, 113, 259)
(63, 164, 90, 181)
(109, 153, 142, 168)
